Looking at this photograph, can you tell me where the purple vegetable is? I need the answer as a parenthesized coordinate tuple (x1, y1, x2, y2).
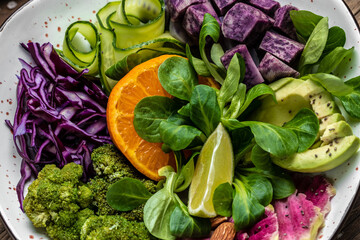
(221, 44, 264, 88)
(212, 0, 238, 15)
(222, 3, 273, 44)
(167, 0, 207, 21)
(247, 206, 279, 240)
(247, 0, 280, 16)
(235, 232, 249, 240)
(293, 174, 336, 216)
(274, 5, 299, 40)
(169, 19, 195, 45)
(274, 193, 324, 240)
(258, 52, 300, 82)
(259, 31, 304, 64)
(183, 1, 220, 39)
(6, 42, 111, 210)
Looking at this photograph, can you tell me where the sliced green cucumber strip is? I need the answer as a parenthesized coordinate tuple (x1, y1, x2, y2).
(62, 21, 99, 75)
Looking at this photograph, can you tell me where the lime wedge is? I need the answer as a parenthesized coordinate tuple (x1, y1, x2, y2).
(188, 123, 234, 218)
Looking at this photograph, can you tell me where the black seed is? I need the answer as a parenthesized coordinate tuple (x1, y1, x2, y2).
(324, 117, 328, 121)
(265, 224, 269, 228)
(309, 95, 313, 98)
(302, 226, 309, 229)
(329, 153, 332, 157)
(315, 112, 319, 115)
(289, 110, 292, 113)
(319, 95, 322, 99)
(330, 106, 333, 109)
(301, 210, 304, 215)
(330, 142, 333, 147)
(329, 128, 335, 131)
(285, 214, 289, 217)
(281, 99, 284, 102)
(327, 103, 331, 107)
(326, 148, 330, 153)
(315, 154, 318, 158)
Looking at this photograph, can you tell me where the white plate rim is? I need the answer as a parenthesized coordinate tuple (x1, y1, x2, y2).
(0, 0, 359, 239)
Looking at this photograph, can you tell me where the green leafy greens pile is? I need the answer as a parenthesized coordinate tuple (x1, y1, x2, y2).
(104, 13, 329, 239)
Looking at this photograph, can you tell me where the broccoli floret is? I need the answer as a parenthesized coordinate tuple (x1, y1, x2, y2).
(46, 208, 95, 240)
(24, 145, 158, 239)
(23, 163, 94, 239)
(91, 144, 145, 181)
(80, 215, 152, 240)
(88, 144, 157, 219)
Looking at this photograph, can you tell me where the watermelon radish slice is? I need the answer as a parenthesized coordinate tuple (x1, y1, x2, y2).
(248, 205, 279, 240)
(293, 175, 336, 216)
(274, 193, 325, 240)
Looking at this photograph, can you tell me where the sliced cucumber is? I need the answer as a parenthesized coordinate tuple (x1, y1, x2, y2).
(61, 0, 185, 95)
(62, 21, 99, 75)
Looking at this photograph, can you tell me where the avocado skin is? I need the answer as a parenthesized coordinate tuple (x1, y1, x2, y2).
(272, 136, 360, 172)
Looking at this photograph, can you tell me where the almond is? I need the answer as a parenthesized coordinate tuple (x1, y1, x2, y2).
(211, 216, 228, 229)
(210, 222, 236, 240)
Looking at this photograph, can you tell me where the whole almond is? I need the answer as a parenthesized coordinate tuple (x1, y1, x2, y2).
(210, 222, 236, 240)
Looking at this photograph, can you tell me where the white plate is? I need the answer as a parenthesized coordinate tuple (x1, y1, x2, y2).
(0, 0, 359, 239)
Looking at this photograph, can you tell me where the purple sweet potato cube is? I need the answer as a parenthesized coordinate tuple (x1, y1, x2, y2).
(212, 0, 238, 15)
(183, 2, 220, 39)
(247, 0, 280, 16)
(167, 0, 207, 21)
(221, 44, 264, 88)
(259, 31, 304, 63)
(258, 52, 300, 82)
(222, 3, 274, 44)
(274, 5, 299, 40)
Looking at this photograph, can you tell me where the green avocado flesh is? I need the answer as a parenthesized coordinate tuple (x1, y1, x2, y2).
(321, 121, 353, 145)
(249, 79, 333, 126)
(272, 135, 360, 172)
(249, 78, 359, 172)
(319, 113, 345, 136)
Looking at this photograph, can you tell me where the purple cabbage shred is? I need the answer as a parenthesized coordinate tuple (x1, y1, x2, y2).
(6, 42, 112, 210)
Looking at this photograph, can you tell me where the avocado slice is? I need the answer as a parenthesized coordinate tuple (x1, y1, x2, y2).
(309, 92, 340, 119)
(248, 78, 359, 173)
(319, 113, 345, 136)
(272, 135, 360, 172)
(249, 79, 332, 126)
(321, 121, 353, 146)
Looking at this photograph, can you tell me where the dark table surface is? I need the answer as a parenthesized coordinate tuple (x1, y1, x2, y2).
(1, 0, 360, 239)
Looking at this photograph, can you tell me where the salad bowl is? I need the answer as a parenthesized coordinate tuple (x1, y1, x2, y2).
(0, 0, 359, 239)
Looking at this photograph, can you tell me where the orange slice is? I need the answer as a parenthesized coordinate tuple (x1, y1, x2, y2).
(107, 55, 219, 180)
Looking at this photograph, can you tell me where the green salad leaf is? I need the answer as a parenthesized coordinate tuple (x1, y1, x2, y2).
(190, 85, 221, 137)
(106, 178, 152, 211)
(212, 182, 233, 217)
(133, 96, 179, 142)
(283, 108, 319, 152)
(158, 56, 198, 101)
(290, 10, 323, 41)
(299, 17, 329, 74)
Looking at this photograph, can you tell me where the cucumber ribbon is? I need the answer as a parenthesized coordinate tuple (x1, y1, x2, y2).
(60, 0, 185, 95)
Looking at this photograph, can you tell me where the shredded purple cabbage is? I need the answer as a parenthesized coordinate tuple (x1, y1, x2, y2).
(6, 42, 112, 210)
